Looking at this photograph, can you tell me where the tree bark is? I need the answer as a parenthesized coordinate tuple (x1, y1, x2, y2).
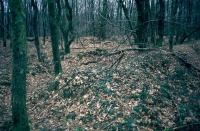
(42, 0, 47, 45)
(48, 0, 62, 75)
(169, 0, 178, 51)
(157, 0, 165, 47)
(31, 0, 42, 62)
(64, 0, 75, 54)
(8, 0, 30, 130)
(90, 0, 95, 36)
(7, 5, 10, 39)
(99, 0, 107, 40)
(135, 0, 148, 48)
(118, 0, 133, 30)
(0, 0, 6, 47)
(150, 0, 156, 45)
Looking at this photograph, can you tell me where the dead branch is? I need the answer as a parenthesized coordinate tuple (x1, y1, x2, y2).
(171, 53, 200, 73)
(79, 48, 153, 65)
(81, 61, 98, 65)
(110, 53, 124, 69)
(27, 38, 35, 42)
(106, 48, 154, 56)
(180, 27, 200, 44)
(164, 123, 200, 131)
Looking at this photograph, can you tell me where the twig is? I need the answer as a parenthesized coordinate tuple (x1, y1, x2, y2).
(98, 12, 136, 33)
(110, 53, 124, 69)
(180, 27, 200, 44)
(81, 61, 98, 65)
(107, 48, 154, 56)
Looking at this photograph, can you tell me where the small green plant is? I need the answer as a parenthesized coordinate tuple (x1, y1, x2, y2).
(38, 90, 46, 100)
(101, 100, 110, 108)
(80, 116, 87, 124)
(79, 113, 93, 124)
(93, 123, 98, 129)
(161, 58, 170, 68)
(31, 71, 36, 76)
(1, 118, 12, 131)
(47, 80, 59, 91)
(73, 126, 83, 131)
(0, 81, 11, 86)
(107, 109, 115, 115)
(66, 112, 76, 120)
(63, 88, 76, 99)
(61, 120, 67, 127)
(172, 67, 186, 80)
(77, 52, 83, 60)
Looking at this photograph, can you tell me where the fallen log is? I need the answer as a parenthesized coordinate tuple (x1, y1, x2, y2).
(171, 53, 200, 73)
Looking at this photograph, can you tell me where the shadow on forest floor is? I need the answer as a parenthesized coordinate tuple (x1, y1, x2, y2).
(0, 38, 200, 130)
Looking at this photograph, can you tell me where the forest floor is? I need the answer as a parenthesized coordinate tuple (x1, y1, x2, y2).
(0, 37, 200, 131)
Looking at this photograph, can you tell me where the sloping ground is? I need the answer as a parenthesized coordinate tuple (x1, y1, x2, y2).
(0, 38, 200, 130)
(0, 41, 12, 130)
(173, 41, 200, 71)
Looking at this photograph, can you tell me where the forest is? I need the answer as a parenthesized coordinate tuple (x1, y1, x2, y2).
(0, 0, 200, 130)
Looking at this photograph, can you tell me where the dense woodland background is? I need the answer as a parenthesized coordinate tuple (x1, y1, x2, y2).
(1, 0, 200, 47)
(0, 0, 200, 130)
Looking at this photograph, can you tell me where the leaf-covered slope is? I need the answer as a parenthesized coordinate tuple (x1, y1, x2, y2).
(1, 38, 200, 130)
(27, 46, 200, 130)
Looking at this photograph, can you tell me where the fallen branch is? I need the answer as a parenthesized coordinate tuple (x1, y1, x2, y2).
(106, 48, 154, 56)
(171, 53, 200, 73)
(81, 61, 98, 65)
(110, 53, 124, 69)
(164, 123, 200, 131)
(180, 27, 200, 44)
(27, 38, 35, 42)
(80, 48, 153, 65)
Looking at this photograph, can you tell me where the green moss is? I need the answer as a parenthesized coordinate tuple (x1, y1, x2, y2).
(93, 123, 98, 129)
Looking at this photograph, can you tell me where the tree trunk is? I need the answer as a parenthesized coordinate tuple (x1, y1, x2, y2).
(31, 0, 42, 62)
(0, 0, 6, 47)
(48, 0, 62, 75)
(135, 0, 148, 48)
(64, 0, 75, 54)
(42, 0, 47, 45)
(150, 0, 156, 45)
(157, 0, 165, 47)
(8, 0, 30, 130)
(90, 0, 95, 36)
(119, 0, 133, 30)
(169, 0, 178, 51)
(99, 0, 107, 40)
(7, 6, 10, 39)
